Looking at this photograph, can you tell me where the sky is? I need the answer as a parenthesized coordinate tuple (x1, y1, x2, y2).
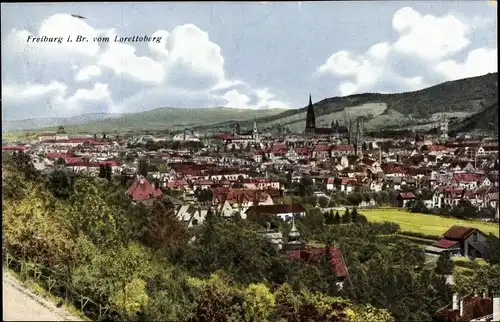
(1, 1, 497, 120)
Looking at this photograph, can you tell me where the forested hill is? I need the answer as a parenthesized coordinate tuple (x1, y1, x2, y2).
(199, 73, 498, 133)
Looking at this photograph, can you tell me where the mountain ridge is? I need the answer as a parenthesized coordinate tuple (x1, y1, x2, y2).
(3, 73, 497, 135)
(196, 73, 498, 133)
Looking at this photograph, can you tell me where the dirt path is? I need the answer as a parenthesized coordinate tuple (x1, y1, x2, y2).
(3, 270, 81, 321)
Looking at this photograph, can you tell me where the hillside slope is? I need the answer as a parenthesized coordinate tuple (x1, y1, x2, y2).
(27, 107, 286, 134)
(450, 101, 498, 135)
(200, 73, 498, 133)
(2, 113, 122, 132)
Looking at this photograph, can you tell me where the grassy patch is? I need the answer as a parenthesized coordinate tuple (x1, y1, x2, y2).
(360, 208, 499, 237)
(7, 269, 90, 321)
(452, 257, 487, 273)
(379, 234, 437, 246)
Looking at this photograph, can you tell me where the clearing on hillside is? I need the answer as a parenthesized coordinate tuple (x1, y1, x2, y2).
(361, 208, 499, 237)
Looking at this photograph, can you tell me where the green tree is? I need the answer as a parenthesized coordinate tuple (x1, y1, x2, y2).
(68, 179, 128, 247)
(351, 207, 359, 223)
(274, 283, 299, 321)
(453, 264, 500, 295)
(484, 234, 500, 265)
(435, 252, 454, 275)
(297, 291, 350, 322)
(318, 196, 330, 208)
(46, 170, 73, 199)
(187, 272, 241, 322)
(99, 164, 106, 178)
(3, 182, 76, 267)
(242, 283, 276, 322)
(341, 208, 351, 223)
(105, 164, 113, 181)
(72, 242, 152, 315)
(334, 211, 341, 224)
(110, 277, 149, 320)
(324, 211, 335, 225)
(347, 192, 363, 206)
(141, 200, 190, 253)
(182, 218, 276, 285)
(138, 159, 149, 177)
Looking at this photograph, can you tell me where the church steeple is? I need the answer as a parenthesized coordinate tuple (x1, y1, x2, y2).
(305, 93, 316, 134)
(285, 215, 305, 250)
(253, 117, 259, 141)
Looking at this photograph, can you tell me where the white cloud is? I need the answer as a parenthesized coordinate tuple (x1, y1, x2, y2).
(318, 51, 360, 75)
(435, 48, 498, 80)
(2, 13, 287, 119)
(223, 89, 252, 108)
(3, 82, 115, 118)
(392, 7, 470, 60)
(98, 40, 165, 84)
(317, 6, 496, 97)
(76, 65, 101, 81)
(338, 82, 358, 96)
(167, 24, 226, 82)
(221, 88, 289, 109)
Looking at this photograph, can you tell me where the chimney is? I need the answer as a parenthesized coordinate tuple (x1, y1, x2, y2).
(452, 293, 459, 311)
(494, 295, 500, 322)
(459, 296, 465, 317)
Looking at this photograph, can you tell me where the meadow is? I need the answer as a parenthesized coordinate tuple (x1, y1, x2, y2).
(360, 208, 499, 237)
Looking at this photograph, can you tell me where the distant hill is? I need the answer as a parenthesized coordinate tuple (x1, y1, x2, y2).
(18, 107, 287, 134)
(198, 73, 498, 134)
(4, 73, 497, 136)
(2, 113, 122, 132)
(450, 100, 498, 135)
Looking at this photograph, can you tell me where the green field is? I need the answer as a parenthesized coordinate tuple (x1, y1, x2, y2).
(361, 208, 499, 237)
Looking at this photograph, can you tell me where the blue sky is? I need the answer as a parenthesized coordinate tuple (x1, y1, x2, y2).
(1, 1, 497, 120)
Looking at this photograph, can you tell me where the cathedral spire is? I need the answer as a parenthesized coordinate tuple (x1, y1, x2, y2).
(305, 94, 316, 134)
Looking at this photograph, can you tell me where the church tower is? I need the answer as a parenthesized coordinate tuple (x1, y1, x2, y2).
(252, 117, 259, 141)
(285, 216, 305, 251)
(305, 94, 316, 134)
(355, 118, 363, 157)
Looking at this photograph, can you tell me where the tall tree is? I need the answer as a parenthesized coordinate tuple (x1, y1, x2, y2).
(46, 170, 73, 199)
(99, 164, 106, 178)
(138, 159, 149, 177)
(351, 207, 359, 223)
(334, 211, 341, 224)
(341, 208, 351, 223)
(484, 234, 500, 265)
(105, 164, 113, 181)
(435, 252, 454, 275)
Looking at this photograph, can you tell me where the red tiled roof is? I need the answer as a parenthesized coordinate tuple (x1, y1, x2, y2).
(127, 176, 163, 202)
(453, 173, 484, 183)
(433, 239, 459, 249)
(287, 246, 349, 279)
(246, 203, 306, 215)
(167, 180, 188, 189)
(398, 192, 416, 199)
(328, 247, 349, 278)
(332, 145, 354, 151)
(213, 133, 234, 140)
(442, 225, 476, 240)
(294, 147, 311, 155)
(213, 188, 270, 205)
(65, 157, 84, 165)
(313, 145, 329, 152)
(2, 145, 30, 151)
(198, 180, 214, 186)
(46, 152, 75, 159)
(429, 145, 447, 152)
